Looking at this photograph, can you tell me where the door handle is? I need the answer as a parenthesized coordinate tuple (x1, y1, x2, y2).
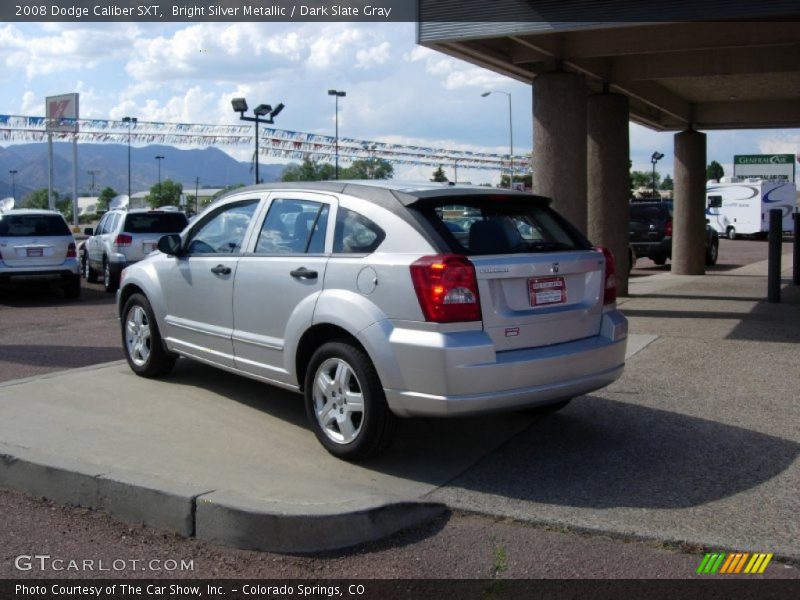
(211, 264, 232, 276)
(290, 267, 318, 280)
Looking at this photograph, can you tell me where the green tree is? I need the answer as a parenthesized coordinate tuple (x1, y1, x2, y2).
(659, 174, 674, 190)
(96, 186, 117, 213)
(147, 179, 183, 208)
(500, 173, 532, 189)
(631, 170, 658, 189)
(430, 166, 448, 182)
(706, 160, 724, 181)
(23, 189, 53, 210)
(207, 183, 246, 208)
(341, 158, 394, 180)
(281, 158, 335, 182)
(56, 195, 74, 222)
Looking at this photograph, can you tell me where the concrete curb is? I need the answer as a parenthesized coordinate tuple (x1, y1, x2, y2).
(196, 490, 447, 553)
(0, 443, 446, 552)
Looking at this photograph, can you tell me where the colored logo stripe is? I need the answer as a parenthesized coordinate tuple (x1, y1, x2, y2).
(697, 552, 773, 574)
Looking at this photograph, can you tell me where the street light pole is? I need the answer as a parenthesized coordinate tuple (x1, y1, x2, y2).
(155, 155, 164, 204)
(328, 89, 346, 179)
(9, 169, 17, 200)
(231, 98, 285, 185)
(87, 170, 98, 197)
(482, 91, 513, 188)
(122, 116, 137, 198)
(651, 151, 664, 198)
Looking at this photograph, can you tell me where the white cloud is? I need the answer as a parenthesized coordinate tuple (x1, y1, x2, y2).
(356, 42, 391, 69)
(758, 133, 800, 156)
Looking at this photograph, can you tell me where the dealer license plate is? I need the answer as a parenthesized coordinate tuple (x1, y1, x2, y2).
(528, 276, 566, 306)
(26, 247, 44, 257)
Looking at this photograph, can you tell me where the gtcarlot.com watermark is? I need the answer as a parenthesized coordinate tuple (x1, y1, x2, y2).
(14, 554, 194, 573)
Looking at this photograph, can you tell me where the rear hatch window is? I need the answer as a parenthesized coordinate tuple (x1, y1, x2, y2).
(123, 212, 188, 234)
(412, 197, 590, 255)
(0, 214, 71, 237)
(410, 195, 605, 352)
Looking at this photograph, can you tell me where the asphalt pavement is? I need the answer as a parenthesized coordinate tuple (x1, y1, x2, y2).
(0, 246, 797, 562)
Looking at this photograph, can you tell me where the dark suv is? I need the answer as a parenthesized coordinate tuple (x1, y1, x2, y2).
(629, 201, 718, 267)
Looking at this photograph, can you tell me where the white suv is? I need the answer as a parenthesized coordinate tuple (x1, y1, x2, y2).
(0, 209, 81, 299)
(82, 208, 188, 292)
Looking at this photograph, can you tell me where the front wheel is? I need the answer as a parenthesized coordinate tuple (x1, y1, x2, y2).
(727, 226, 737, 240)
(121, 293, 176, 378)
(304, 341, 397, 460)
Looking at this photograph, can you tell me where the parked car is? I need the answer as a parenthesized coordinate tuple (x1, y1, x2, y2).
(83, 208, 188, 292)
(118, 182, 628, 460)
(0, 209, 81, 299)
(629, 201, 719, 267)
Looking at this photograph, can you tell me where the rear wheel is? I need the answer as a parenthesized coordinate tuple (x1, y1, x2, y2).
(83, 252, 98, 283)
(103, 258, 119, 293)
(652, 255, 667, 266)
(706, 239, 719, 266)
(121, 293, 176, 378)
(304, 341, 397, 460)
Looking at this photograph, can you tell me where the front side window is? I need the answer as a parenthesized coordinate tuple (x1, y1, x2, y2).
(186, 200, 259, 254)
(255, 198, 329, 254)
(333, 207, 384, 254)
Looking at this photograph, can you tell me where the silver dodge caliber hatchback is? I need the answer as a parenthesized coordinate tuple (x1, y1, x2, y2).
(118, 182, 628, 459)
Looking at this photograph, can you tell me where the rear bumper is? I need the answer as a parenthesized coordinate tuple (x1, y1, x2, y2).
(631, 238, 671, 259)
(377, 310, 628, 417)
(0, 262, 80, 286)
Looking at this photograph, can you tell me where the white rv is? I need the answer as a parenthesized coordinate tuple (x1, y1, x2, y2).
(706, 178, 797, 239)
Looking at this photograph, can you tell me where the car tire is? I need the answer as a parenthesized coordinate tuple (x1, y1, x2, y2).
(83, 252, 98, 283)
(520, 398, 572, 415)
(706, 240, 719, 266)
(727, 226, 737, 240)
(652, 255, 667, 266)
(63, 276, 81, 300)
(103, 258, 119, 293)
(121, 293, 177, 378)
(304, 340, 397, 461)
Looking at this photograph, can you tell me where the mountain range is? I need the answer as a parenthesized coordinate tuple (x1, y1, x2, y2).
(0, 143, 286, 202)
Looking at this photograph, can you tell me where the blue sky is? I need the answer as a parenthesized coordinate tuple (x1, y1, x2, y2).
(0, 21, 797, 184)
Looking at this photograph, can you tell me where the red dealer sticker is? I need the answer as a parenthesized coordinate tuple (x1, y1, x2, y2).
(529, 276, 566, 306)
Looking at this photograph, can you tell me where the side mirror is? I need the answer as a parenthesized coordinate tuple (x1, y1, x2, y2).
(84, 227, 93, 236)
(157, 234, 182, 256)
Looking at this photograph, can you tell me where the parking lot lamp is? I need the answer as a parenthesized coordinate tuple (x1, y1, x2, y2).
(155, 155, 164, 205)
(9, 170, 17, 200)
(121, 116, 137, 198)
(232, 98, 285, 185)
(328, 90, 346, 179)
(651, 151, 665, 198)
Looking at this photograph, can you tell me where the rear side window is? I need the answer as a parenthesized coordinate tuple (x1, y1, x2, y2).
(0, 214, 70, 237)
(413, 199, 589, 255)
(333, 208, 385, 254)
(124, 212, 188, 234)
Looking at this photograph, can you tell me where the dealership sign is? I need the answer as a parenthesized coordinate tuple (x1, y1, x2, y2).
(733, 154, 796, 182)
(45, 93, 79, 133)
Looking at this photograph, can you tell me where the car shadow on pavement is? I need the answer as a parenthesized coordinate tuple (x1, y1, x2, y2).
(151, 361, 797, 511)
(0, 344, 123, 368)
(0, 286, 115, 308)
(434, 396, 799, 510)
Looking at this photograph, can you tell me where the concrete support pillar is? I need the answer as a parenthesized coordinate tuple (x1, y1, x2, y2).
(533, 72, 588, 233)
(587, 93, 631, 296)
(672, 129, 707, 275)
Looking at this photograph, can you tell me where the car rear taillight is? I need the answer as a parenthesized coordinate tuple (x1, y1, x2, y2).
(114, 234, 132, 247)
(410, 254, 481, 323)
(665, 220, 673, 237)
(595, 246, 617, 305)
(66, 242, 77, 258)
